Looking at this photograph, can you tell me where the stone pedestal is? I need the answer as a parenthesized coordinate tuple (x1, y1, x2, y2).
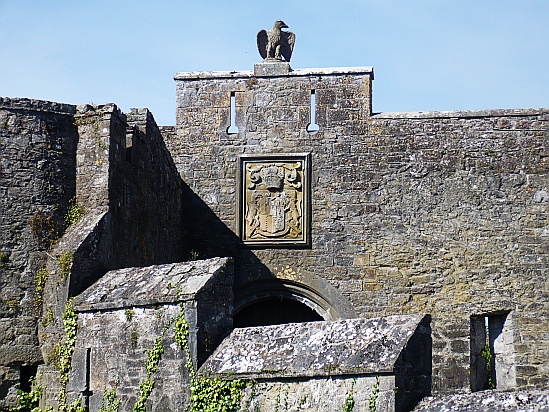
(254, 61, 292, 76)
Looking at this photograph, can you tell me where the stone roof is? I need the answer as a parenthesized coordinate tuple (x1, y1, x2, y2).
(73, 257, 231, 311)
(200, 314, 426, 379)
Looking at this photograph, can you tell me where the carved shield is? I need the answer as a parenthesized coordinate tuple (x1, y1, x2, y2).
(238, 154, 311, 246)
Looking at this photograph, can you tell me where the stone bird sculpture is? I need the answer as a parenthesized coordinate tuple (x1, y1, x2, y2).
(257, 20, 295, 62)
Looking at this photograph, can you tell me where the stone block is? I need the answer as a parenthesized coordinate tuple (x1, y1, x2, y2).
(254, 62, 291, 77)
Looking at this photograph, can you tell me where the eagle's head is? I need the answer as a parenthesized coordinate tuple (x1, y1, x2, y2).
(274, 20, 289, 29)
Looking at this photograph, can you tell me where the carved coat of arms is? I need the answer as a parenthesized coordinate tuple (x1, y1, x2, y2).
(239, 155, 310, 246)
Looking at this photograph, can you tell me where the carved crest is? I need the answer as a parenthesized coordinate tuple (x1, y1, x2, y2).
(239, 155, 310, 246)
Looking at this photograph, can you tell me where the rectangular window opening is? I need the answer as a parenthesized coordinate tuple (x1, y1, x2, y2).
(470, 311, 516, 391)
(19, 365, 38, 393)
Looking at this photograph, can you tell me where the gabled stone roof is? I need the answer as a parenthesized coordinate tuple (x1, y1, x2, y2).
(200, 314, 426, 379)
(73, 257, 231, 311)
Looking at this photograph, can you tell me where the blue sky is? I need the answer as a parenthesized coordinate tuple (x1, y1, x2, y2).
(1, 1, 548, 125)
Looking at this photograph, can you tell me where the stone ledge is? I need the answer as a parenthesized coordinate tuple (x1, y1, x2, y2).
(414, 390, 549, 411)
(254, 61, 291, 76)
(0, 97, 76, 115)
(372, 107, 549, 119)
(174, 66, 374, 80)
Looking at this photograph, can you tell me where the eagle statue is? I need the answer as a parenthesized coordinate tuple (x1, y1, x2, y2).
(257, 20, 295, 62)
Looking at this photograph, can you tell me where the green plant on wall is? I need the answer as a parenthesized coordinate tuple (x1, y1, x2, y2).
(130, 330, 139, 349)
(42, 307, 54, 327)
(56, 251, 72, 280)
(481, 343, 495, 389)
(132, 335, 164, 412)
(173, 303, 248, 412)
(0, 251, 9, 267)
(34, 267, 49, 313)
(342, 377, 356, 412)
(124, 308, 134, 322)
(56, 298, 80, 411)
(30, 211, 59, 248)
(12, 375, 43, 412)
(99, 386, 121, 412)
(64, 198, 85, 226)
(189, 250, 199, 261)
(368, 376, 379, 412)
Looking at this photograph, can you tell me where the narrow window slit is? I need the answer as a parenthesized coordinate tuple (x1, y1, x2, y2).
(81, 347, 93, 410)
(307, 90, 319, 133)
(227, 92, 239, 134)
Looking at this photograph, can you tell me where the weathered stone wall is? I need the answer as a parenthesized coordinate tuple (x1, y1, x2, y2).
(0, 98, 78, 407)
(115, 108, 187, 269)
(68, 305, 189, 411)
(171, 68, 549, 394)
(63, 257, 233, 411)
(0, 99, 188, 408)
(240, 376, 393, 412)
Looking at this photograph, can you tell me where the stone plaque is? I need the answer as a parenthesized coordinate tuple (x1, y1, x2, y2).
(238, 154, 310, 246)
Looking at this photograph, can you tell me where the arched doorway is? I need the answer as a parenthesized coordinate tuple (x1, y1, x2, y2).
(233, 278, 354, 328)
(234, 297, 323, 327)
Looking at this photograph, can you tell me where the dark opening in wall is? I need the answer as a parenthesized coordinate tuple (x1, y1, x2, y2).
(19, 365, 38, 393)
(234, 297, 323, 328)
(227, 92, 239, 134)
(306, 90, 319, 133)
(470, 312, 515, 391)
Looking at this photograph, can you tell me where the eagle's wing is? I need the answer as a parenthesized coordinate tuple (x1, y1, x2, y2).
(257, 29, 268, 60)
(280, 31, 295, 62)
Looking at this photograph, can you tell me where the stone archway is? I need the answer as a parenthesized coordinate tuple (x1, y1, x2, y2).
(233, 278, 356, 327)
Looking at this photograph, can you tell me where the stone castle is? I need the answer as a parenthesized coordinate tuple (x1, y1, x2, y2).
(0, 35, 548, 411)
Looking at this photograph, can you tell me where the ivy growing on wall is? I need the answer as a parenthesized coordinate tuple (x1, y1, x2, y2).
(99, 386, 121, 412)
(368, 376, 379, 412)
(481, 343, 495, 389)
(173, 302, 248, 412)
(132, 336, 164, 412)
(56, 298, 84, 412)
(34, 267, 49, 314)
(342, 377, 356, 412)
(56, 251, 72, 280)
(12, 376, 43, 412)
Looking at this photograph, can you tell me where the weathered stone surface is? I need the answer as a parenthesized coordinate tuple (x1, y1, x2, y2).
(73, 257, 232, 311)
(254, 61, 291, 76)
(62, 257, 234, 411)
(0, 98, 78, 408)
(414, 390, 549, 411)
(171, 66, 548, 394)
(240, 375, 395, 412)
(0, 97, 189, 408)
(201, 314, 425, 378)
(1, 58, 548, 410)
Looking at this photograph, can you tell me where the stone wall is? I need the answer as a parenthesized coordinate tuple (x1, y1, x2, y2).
(202, 315, 431, 411)
(0, 98, 78, 408)
(0, 99, 188, 408)
(64, 257, 233, 411)
(171, 67, 549, 394)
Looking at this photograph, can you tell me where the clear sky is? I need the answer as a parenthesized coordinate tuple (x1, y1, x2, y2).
(1, 1, 548, 125)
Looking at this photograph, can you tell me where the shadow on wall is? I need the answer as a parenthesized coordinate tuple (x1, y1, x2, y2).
(394, 315, 433, 412)
(179, 180, 356, 325)
(68, 108, 190, 297)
